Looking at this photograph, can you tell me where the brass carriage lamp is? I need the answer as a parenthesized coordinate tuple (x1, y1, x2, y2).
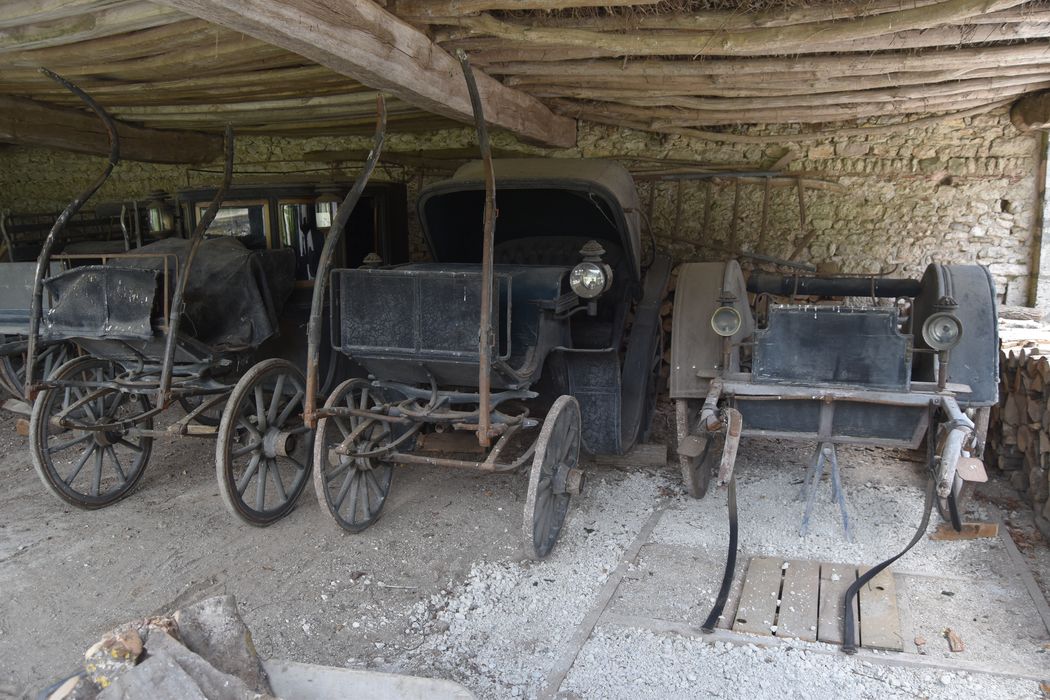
(145, 190, 176, 238)
(922, 296, 963, 390)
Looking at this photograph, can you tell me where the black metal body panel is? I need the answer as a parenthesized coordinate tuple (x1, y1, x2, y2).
(753, 306, 911, 390)
(43, 265, 157, 340)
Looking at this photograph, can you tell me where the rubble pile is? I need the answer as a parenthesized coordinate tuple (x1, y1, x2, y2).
(44, 595, 273, 700)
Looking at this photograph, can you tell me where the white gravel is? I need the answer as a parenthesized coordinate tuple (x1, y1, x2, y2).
(561, 626, 1043, 699)
(400, 471, 668, 698)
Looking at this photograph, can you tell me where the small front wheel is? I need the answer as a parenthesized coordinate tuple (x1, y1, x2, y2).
(523, 395, 581, 560)
(216, 359, 313, 526)
(312, 378, 396, 533)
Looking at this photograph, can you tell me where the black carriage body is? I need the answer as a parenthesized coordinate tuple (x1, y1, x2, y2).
(329, 159, 670, 455)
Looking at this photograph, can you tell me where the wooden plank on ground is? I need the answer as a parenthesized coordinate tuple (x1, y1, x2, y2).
(817, 563, 858, 646)
(858, 566, 903, 651)
(776, 559, 820, 642)
(929, 522, 999, 540)
(732, 556, 783, 636)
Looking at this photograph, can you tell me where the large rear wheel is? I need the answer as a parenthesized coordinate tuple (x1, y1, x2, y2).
(216, 359, 313, 526)
(30, 356, 153, 508)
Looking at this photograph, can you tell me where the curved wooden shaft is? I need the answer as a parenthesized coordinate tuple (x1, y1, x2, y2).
(25, 68, 119, 399)
(304, 96, 387, 428)
(156, 125, 234, 405)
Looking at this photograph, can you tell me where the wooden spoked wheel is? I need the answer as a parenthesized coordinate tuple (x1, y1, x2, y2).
(313, 378, 396, 533)
(216, 359, 313, 526)
(30, 356, 153, 508)
(523, 395, 581, 560)
(1, 338, 73, 400)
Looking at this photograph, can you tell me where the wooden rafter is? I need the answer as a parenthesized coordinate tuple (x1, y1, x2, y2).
(154, 0, 577, 147)
(0, 95, 222, 163)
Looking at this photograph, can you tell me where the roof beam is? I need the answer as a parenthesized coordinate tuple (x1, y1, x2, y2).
(154, 0, 577, 147)
(0, 95, 223, 163)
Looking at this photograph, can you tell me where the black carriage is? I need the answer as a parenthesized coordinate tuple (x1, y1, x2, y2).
(669, 259, 998, 647)
(299, 105, 670, 559)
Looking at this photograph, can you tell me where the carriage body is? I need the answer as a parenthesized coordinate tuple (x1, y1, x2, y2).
(670, 259, 999, 521)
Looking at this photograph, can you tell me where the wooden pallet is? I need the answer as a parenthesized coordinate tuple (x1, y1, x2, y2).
(731, 556, 902, 651)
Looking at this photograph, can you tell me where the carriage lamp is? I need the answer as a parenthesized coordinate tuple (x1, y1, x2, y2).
(923, 296, 962, 390)
(570, 240, 613, 300)
(145, 190, 176, 238)
(710, 293, 743, 337)
(921, 297, 963, 351)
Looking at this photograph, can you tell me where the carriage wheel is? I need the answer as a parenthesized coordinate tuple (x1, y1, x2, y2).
(523, 395, 581, 560)
(216, 359, 313, 526)
(30, 356, 153, 508)
(1, 338, 73, 400)
(313, 378, 396, 533)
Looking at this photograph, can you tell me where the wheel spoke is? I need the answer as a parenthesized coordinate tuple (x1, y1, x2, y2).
(236, 454, 261, 495)
(106, 446, 127, 484)
(117, 438, 143, 453)
(275, 389, 304, 427)
(269, 458, 288, 503)
(334, 417, 351, 439)
(236, 416, 261, 440)
(359, 470, 371, 517)
(267, 374, 286, 426)
(47, 433, 92, 454)
(231, 441, 262, 459)
(334, 467, 356, 509)
(255, 458, 268, 510)
(91, 446, 103, 496)
(64, 444, 96, 485)
(71, 387, 98, 422)
(326, 458, 352, 484)
(365, 468, 383, 501)
(254, 385, 267, 431)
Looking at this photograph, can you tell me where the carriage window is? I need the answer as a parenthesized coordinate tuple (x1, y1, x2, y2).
(278, 202, 323, 282)
(196, 201, 269, 249)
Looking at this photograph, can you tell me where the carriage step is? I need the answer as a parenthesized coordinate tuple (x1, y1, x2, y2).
(732, 557, 902, 651)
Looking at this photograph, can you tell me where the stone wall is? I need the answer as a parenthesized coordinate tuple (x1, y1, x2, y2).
(0, 106, 1040, 304)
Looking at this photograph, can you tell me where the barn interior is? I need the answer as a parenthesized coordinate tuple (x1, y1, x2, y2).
(1, 1, 1050, 698)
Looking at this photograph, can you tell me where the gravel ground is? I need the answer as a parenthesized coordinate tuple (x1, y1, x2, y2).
(0, 402, 1047, 700)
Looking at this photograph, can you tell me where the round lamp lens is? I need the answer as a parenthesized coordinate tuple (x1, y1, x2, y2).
(922, 312, 962, 351)
(711, 306, 742, 337)
(570, 262, 606, 299)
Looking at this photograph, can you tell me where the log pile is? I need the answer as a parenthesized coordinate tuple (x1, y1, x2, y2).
(986, 318, 1050, 538)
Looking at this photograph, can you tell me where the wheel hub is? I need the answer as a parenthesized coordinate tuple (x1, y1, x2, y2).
(261, 428, 298, 459)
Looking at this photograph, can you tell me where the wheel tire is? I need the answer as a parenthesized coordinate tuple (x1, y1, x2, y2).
(30, 356, 152, 508)
(312, 378, 396, 533)
(216, 359, 313, 526)
(523, 395, 581, 560)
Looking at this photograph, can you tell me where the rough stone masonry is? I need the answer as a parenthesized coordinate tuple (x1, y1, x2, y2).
(0, 105, 1041, 305)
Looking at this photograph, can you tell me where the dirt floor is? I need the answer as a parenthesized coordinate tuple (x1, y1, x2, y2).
(1, 403, 1048, 699)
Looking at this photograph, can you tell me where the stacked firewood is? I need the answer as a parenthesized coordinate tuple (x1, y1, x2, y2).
(986, 318, 1050, 537)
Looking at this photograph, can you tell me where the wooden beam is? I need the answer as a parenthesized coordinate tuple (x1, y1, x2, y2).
(0, 95, 222, 163)
(394, 0, 660, 18)
(1011, 90, 1050, 132)
(0, 0, 126, 29)
(0, 1, 183, 53)
(445, 3, 1042, 57)
(154, 0, 576, 147)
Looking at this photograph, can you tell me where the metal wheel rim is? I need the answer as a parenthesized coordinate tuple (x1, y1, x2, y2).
(312, 378, 395, 533)
(523, 395, 580, 560)
(216, 359, 313, 525)
(30, 357, 152, 508)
